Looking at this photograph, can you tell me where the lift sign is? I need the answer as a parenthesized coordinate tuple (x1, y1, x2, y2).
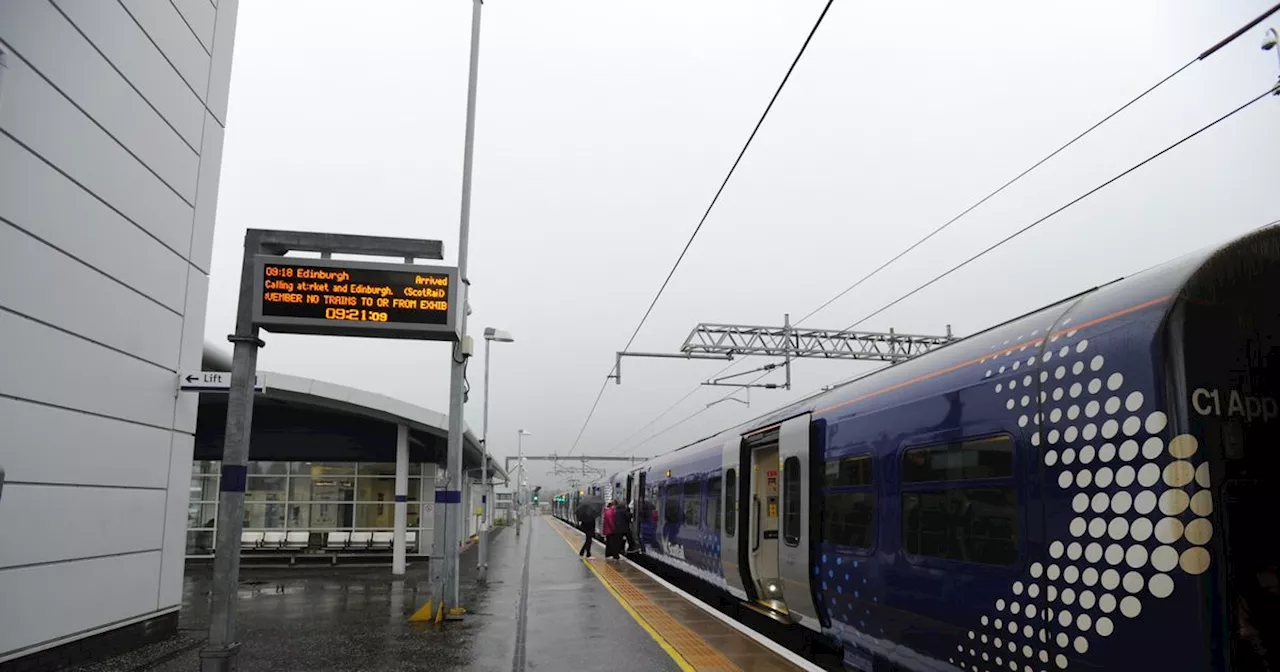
(1192, 387, 1279, 423)
(253, 257, 458, 341)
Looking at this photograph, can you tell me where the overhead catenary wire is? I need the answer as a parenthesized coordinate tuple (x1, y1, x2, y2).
(602, 3, 1280, 455)
(794, 68, 1194, 326)
(605, 63, 1195, 454)
(610, 383, 707, 451)
(567, 0, 837, 455)
(799, 0, 1280, 328)
(626, 90, 1276, 453)
(629, 371, 775, 452)
(782, 87, 1273, 402)
(833, 86, 1276, 336)
(809, 214, 1280, 400)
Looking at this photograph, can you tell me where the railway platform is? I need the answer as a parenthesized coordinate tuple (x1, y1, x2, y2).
(543, 516, 817, 672)
(56, 515, 813, 671)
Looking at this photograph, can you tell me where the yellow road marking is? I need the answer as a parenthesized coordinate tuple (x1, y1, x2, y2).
(547, 518, 742, 671)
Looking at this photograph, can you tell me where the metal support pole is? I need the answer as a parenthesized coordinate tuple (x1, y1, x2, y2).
(783, 313, 792, 391)
(478, 337, 491, 582)
(393, 424, 409, 575)
(431, 0, 483, 617)
(201, 232, 264, 672)
(514, 429, 526, 532)
(516, 432, 522, 529)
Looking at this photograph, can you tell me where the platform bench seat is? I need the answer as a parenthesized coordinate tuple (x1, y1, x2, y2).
(236, 530, 420, 553)
(241, 531, 264, 549)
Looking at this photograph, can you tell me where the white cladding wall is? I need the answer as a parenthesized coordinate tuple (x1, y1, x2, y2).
(0, 0, 239, 661)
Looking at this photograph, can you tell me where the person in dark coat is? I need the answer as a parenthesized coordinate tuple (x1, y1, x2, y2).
(575, 502, 598, 558)
(618, 502, 636, 554)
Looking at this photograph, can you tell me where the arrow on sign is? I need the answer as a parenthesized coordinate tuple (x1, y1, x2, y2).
(178, 371, 266, 394)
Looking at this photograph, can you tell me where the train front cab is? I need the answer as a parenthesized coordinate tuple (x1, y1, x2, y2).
(1171, 227, 1280, 671)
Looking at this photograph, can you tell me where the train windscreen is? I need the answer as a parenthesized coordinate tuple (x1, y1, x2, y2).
(1177, 235, 1280, 671)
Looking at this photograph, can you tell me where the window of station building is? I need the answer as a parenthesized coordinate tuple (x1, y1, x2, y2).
(707, 476, 722, 532)
(782, 457, 802, 546)
(724, 469, 737, 536)
(901, 435, 1018, 566)
(192, 460, 220, 476)
(683, 479, 702, 527)
(820, 455, 875, 549)
(185, 460, 431, 555)
(249, 461, 290, 476)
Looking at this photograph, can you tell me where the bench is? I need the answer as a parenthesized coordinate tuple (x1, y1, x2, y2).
(235, 530, 419, 564)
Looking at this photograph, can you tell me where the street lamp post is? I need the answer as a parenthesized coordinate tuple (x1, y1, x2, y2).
(515, 429, 530, 530)
(433, 0, 484, 619)
(479, 327, 513, 583)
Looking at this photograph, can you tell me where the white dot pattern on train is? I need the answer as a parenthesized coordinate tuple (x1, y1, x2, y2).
(956, 323, 1213, 671)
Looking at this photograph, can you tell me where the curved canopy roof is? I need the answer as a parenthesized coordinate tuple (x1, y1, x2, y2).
(199, 343, 506, 481)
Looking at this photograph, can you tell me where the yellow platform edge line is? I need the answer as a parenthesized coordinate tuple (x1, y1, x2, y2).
(548, 519, 698, 672)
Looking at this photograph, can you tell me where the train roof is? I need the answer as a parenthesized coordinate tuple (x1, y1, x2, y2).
(630, 223, 1280, 467)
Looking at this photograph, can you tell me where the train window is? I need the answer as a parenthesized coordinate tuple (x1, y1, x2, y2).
(683, 480, 702, 527)
(664, 484, 681, 525)
(707, 476, 722, 532)
(902, 435, 1013, 483)
(901, 435, 1018, 565)
(902, 488, 1017, 565)
(820, 454, 874, 549)
(823, 492, 875, 548)
(825, 455, 872, 487)
(725, 469, 737, 536)
(782, 456, 801, 546)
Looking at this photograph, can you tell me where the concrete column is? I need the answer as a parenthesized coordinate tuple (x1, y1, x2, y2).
(464, 477, 475, 538)
(424, 463, 439, 557)
(393, 424, 408, 575)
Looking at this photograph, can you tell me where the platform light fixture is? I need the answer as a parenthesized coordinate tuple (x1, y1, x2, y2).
(479, 326, 515, 583)
(515, 429, 531, 529)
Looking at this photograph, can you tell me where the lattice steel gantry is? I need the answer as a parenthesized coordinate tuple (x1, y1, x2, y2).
(609, 314, 956, 390)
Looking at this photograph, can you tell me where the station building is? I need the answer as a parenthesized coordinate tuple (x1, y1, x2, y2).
(0, 4, 500, 668)
(0, 0, 242, 666)
(189, 345, 504, 561)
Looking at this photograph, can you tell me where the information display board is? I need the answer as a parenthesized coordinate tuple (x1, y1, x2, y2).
(251, 256, 459, 340)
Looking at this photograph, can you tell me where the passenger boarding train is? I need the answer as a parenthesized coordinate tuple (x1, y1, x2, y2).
(553, 225, 1280, 672)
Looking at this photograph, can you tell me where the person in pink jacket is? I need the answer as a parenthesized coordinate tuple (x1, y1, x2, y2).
(602, 501, 622, 559)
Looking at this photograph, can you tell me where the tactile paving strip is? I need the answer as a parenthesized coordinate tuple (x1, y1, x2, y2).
(548, 520, 742, 672)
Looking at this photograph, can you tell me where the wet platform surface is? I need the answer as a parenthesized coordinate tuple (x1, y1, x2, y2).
(68, 517, 680, 671)
(546, 518, 805, 672)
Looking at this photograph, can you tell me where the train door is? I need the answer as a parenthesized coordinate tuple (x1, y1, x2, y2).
(636, 471, 647, 551)
(777, 414, 821, 631)
(744, 426, 785, 615)
(720, 442, 748, 600)
(623, 472, 635, 545)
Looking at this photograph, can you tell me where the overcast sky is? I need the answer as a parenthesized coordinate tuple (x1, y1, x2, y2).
(205, 0, 1280, 491)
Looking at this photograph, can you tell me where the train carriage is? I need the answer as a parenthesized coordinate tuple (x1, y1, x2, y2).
(553, 225, 1280, 671)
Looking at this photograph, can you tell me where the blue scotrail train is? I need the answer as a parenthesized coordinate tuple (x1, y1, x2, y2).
(552, 224, 1280, 672)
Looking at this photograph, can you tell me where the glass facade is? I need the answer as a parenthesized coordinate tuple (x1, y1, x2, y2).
(187, 460, 432, 556)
